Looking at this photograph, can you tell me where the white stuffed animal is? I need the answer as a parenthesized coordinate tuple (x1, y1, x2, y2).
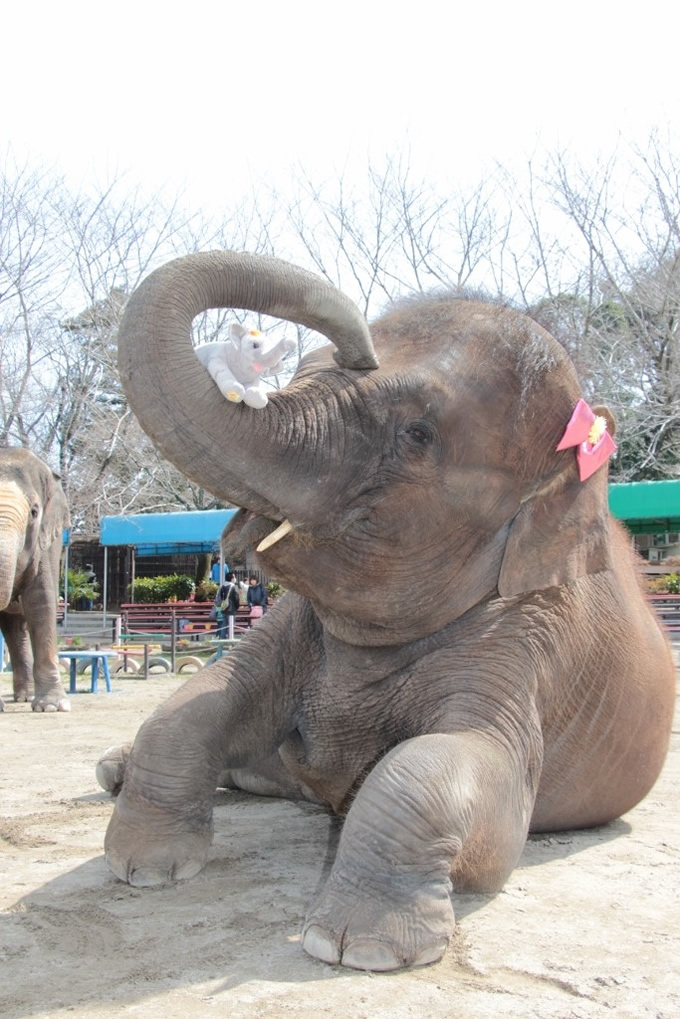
(196, 324, 297, 408)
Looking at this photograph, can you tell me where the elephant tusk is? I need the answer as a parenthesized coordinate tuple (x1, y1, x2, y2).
(257, 519, 293, 552)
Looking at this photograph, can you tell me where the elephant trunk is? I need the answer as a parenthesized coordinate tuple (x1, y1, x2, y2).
(0, 483, 29, 609)
(118, 251, 378, 519)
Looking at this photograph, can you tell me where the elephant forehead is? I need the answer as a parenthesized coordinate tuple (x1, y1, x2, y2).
(0, 481, 32, 529)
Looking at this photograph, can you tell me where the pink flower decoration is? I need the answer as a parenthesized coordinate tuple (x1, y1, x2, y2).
(556, 398, 617, 482)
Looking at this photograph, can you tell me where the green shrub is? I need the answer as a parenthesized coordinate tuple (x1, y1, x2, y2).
(195, 579, 218, 603)
(266, 581, 285, 599)
(129, 574, 195, 603)
(648, 572, 680, 595)
(63, 568, 99, 609)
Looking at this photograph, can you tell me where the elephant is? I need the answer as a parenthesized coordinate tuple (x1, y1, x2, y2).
(0, 447, 71, 712)
(99, 250, 676, 972)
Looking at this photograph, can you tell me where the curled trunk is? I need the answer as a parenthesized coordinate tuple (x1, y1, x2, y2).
(118, 251, 378, 516)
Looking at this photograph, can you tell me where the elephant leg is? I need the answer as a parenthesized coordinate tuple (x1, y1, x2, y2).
(104, 603, 308, 887)
(22, 589, 70, 713)
(302, 730, 540, 971)
(1, 615, 34, 703)
(97, 744, 319, 804)
(96, 743, 132, 795)
(218, 750, 323, 803)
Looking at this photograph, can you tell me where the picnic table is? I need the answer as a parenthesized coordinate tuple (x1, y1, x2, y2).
(58, 649, 119, 694)
(206, 638, 240, 665)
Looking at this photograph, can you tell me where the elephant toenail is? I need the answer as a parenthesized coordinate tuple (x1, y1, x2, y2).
(128, 868, 167, 887)
(174, 859, 203, 881)
(302, 925, 341, 964)
(341, 939, 401, 971)
(413, 938, 449, 966)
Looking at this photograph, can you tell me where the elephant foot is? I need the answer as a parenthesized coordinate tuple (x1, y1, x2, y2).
(13, 686, 34, 703)
(32, 687, 71, 712)
(105, 791, 213, 887)
(96, 743, 132, 795)
(302, 871, 455, 971)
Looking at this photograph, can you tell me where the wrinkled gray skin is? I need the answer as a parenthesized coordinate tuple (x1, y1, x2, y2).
(0, 448, 71, 712)
(99, 251, 676, 972)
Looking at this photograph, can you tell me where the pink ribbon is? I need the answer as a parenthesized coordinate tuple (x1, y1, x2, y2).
(556, 398, 617, 482)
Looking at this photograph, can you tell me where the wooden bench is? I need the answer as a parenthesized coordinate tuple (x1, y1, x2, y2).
(120, 602, 253, 639)
(649, 593, 680, 633)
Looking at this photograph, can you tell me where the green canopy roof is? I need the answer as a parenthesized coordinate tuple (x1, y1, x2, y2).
(608, 480, 680, 535)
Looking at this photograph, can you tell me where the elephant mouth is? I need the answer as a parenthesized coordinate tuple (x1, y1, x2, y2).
(221, 509, 295, 560)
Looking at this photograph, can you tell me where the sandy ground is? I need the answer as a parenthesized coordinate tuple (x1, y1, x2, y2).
(1, 666, 679, 1019)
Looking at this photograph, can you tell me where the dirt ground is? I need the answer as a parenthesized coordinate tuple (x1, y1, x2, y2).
(1, 664, 679, 1019)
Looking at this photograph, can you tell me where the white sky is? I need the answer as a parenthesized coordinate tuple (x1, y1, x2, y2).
(2, 1, 678, 214)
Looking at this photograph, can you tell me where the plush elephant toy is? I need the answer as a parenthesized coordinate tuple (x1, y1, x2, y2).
(0, 447, 71, 712)
(195, 323, 296, 408)
(99, 251, 675, 972)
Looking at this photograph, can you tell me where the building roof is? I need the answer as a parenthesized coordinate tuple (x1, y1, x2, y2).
(608, 480, 680, 535)
(99, 509, 237, 556)
(96, 480, 680, 555)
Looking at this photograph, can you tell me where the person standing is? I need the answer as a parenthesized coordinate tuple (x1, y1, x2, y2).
(84, 563, 97, 610)
(246, 575, 268, 622)
(211, 559, 229, 584)
(215, 572, 239, 638)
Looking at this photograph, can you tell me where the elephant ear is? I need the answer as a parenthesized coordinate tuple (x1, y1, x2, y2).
(39, 471, 70, 551)
(498, 407, 615, 597)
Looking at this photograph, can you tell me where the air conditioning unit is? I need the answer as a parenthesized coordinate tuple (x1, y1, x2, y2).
(648, 548, 665, 562)
(652, 532, 675, 547)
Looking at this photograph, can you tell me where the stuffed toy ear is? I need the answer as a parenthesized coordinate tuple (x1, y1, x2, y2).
(228, 323, 247, 344)
(498, 444, 614, 598)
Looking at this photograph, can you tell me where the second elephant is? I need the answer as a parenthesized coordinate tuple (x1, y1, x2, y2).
(0, 447, 70, 712)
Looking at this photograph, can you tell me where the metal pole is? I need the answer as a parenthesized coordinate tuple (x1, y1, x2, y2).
(102, 546, 108, 628)
(171, 608, 177, 673)
(63, 541, 69, 629)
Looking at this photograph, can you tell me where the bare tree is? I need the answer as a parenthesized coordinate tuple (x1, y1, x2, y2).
(0, 155, 67, 449)
(3, 133, 678, 538)
(284, 157, 509, 319)
(521, 136, 680, 479)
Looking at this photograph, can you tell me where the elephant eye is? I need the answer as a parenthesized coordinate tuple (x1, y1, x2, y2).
(30, 505, 39, 519)
(404, 422, 433, 445)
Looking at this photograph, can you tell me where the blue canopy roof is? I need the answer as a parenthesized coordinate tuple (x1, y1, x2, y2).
(100, 509, 237, 556)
